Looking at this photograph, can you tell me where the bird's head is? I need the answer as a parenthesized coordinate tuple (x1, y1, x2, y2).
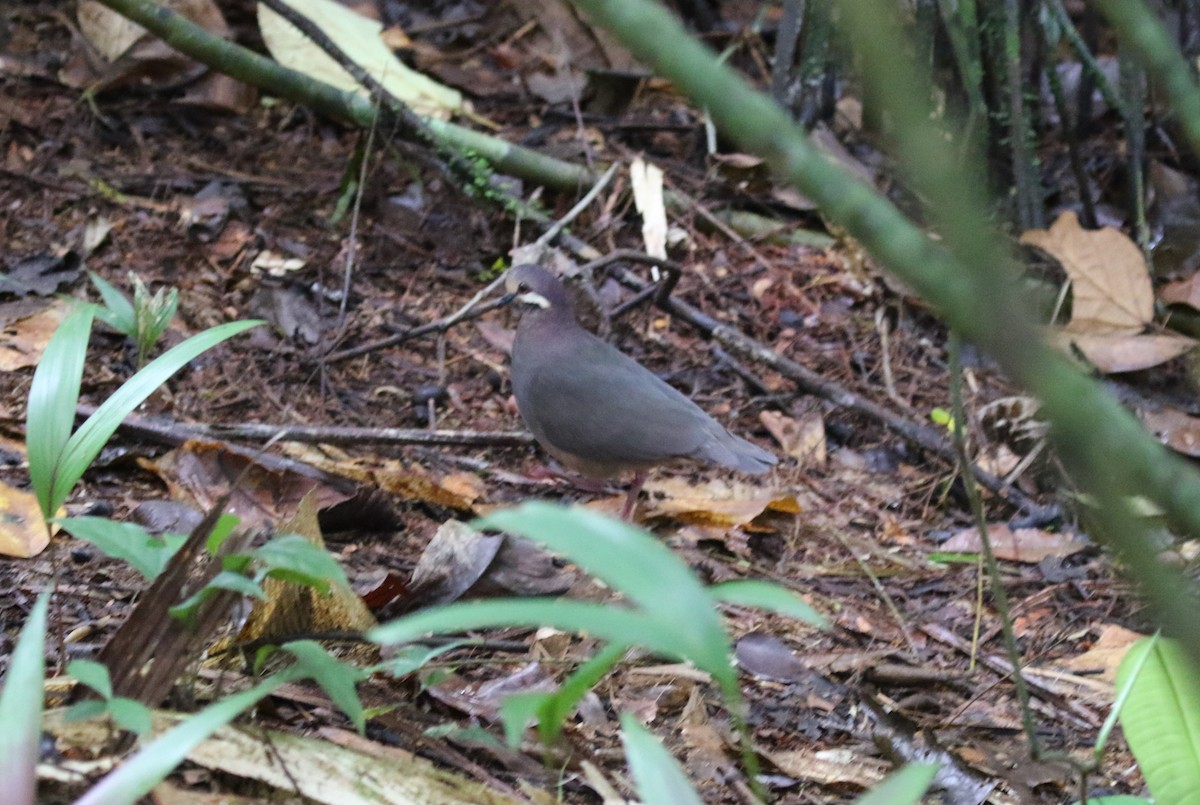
(503, 264, 571, 314)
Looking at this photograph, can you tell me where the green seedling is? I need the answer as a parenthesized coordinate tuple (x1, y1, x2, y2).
(25, 305, 260, 520)
(89, 271, 181, 369)
(65, 660, 153, 737)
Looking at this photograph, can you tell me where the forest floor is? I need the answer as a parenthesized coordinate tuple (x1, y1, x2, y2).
(0, 0, 1154, 802)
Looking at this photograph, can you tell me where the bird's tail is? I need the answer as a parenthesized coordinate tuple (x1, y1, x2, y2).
(702, 429, 777, 474)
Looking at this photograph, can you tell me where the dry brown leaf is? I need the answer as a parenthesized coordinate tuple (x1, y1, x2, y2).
(1160, 274, 1200, 309)
(70, 0, 230, 91)
(439, 472, 488, 506)
(1051, 330, 1196, 374)
(0, 481, 50, 558)
(1058, 624, 1145, 684)
(1141, 406, 1200, 456)
(258, 0, 463, 119)
(642, 477, 801, 527)
(0, 301, 69, 371)
(1021, 211, 1151, 334)
(759, 409, 826, 466)
(407, 520, 575, 608)
(324, 456, 478, 511)
(143, 440, 354, 531)
(1020, 212, 1196, 371)
(941, 524, 1086, 563)
(765, 748, 888, 789)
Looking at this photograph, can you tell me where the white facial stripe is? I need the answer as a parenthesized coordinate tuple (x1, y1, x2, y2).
(518, 291, 551, 309)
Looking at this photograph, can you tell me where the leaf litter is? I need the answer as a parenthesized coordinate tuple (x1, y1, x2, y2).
(0, 1, 1175, 802)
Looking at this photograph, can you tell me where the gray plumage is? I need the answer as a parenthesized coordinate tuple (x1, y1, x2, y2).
(505, 264, 777, 479)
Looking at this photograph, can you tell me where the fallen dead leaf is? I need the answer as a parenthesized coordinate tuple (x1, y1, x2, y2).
(407, 520, 575, 609)
(439, 471, 488, 506)
(142, 440, 356, 531)
(1051, 329, 1196, 374)
(258, 0, 463, 119)
(0, 300, 69, 371)
(1140, 406, 1200, 456)
(765, 748, 888, 789)
(642, 477, 801, 527)
(70, 0, 229, 92)
(940, 524, 1086, 563)
(1160, 274, 1200, 309)
(0, 480, 50, 558)
(760, 409, 826, 466)
(1021, 211, 1151, 333)
(630, 157, 667, 260)
(1022, 211, 1196, 372)
(1058, 624, 1145, 684)
(43, 708, 523, 805)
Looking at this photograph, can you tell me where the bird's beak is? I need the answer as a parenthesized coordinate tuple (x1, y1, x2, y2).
(498, 290, 518, 306)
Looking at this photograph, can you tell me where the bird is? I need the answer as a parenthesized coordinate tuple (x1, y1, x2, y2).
(503, 263, 777, 519)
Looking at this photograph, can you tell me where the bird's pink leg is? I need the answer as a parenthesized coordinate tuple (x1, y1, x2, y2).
(620, 471, 647, 522)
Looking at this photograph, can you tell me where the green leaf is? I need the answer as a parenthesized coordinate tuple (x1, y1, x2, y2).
(74, 668, 303, 805)
(169, 570, 267, 625)
(67, 659, 114, 699)
(620, 712, 704, 805)
(853, 763, 938, 805)
(371, 599, 688, 667)
(283, 641, 366, 732)
(50, 320, 262, 512)
(27, 305, 94, 517)
(0, 589, 51, 805)
(709, 580, 828, 628)
(498, 691, 551, 747)
(475, 503, 731, 674)
(108, 697, 154, 737)
(60, 517, 185, 580)
(253, 533, 348, 594)
(64, 699, 109, 723)
(1117, 636, 1200, 804)
(370, 642, 462, 678)
(88, 271, 136, 335)
(500, 642, 626, 746)
(206, 513, 240, 554)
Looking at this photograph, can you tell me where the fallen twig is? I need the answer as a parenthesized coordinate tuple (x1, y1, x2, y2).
(322, 294, 513, 363)
(79, 404, 534, 449)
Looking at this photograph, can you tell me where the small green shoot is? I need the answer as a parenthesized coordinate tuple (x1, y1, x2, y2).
(282, 641, 368, 732)
(500, 642, 627, 746)
(65, 660, 153, 737)
(89, 271, 180, 368)
(25, 307, 261, 520)
(169, 532, 351, 626)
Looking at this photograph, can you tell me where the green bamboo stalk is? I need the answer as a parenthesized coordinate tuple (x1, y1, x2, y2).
(93, 0, 596, 192)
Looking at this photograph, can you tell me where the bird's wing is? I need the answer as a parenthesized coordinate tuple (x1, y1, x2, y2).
(520, 340, 711, 465)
